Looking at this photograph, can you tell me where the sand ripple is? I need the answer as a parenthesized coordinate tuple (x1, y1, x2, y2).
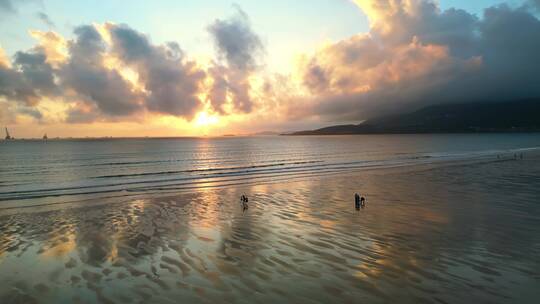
(1, 157, 540, 303)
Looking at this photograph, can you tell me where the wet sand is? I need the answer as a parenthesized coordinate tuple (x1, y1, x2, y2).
(1, 155, 540, 303)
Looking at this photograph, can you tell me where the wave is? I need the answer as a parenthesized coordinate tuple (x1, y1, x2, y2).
(2, 146, 537, 206)
(91, 160, 323, 179)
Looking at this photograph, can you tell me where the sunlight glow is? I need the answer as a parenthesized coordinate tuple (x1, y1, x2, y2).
(194, 111, 220, 127)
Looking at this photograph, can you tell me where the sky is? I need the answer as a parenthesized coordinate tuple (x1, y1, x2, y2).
(0, 0, 539, 137)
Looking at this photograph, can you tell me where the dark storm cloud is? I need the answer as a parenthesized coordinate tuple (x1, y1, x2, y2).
(207, 6, 263, 114)
(476, 5, 540, 98)
(298, 1, 540, 122)
(109, 24, 204, 119)
(37, 12, 55, 27)
(61, 25, 142, 118)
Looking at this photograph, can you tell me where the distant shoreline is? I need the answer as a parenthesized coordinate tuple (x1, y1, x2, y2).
(287, 99, 540, 136)
(3, 131, 540, 141)
(283, 130, 540, 136)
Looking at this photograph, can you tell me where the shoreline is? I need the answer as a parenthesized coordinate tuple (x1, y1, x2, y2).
(0, 149, 536, 216)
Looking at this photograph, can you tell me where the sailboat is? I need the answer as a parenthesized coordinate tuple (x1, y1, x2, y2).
(4, 127, 12, 140)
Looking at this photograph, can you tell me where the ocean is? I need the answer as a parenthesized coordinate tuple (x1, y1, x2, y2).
(1, 134, 540, 209)
(1, 134, 540, 303)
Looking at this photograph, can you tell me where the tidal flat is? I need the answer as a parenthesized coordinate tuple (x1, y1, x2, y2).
(1, 154, 539, 303)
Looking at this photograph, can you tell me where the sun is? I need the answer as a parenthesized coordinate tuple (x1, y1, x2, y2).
(194, 111, 219, 127)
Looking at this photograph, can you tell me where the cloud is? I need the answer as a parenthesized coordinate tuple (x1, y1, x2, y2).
(64, 105, 101, 124)
(18, 106, 43, 120)
(528, 0, 540, 10)
(0, 47, 9, 67)
(294, 0, 540, 122)
(108, 24, 205, 119)
(207, 6, 264, 114)
(37, 12, 55, 27)
(2, 1, 539, 130)
(14, 48, 57, 95)
(0, 46, 58, 107)
(206, 64, 228, 114)
(208, 5, 263, 71)
(2, 23, 207, 124)
(0, 66, 36, 106)
(0, 0, 15, 14)
(0, 0, 39, 16)
(29, 30, 68, 66)
(60, 25, 142, 119)
(0, 101, 16, 124)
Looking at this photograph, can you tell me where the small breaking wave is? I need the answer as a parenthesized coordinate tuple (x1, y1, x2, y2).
(1, 145, 538, 206)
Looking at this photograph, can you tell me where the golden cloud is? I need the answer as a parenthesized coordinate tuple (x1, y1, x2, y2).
(29, 30, 68, 67)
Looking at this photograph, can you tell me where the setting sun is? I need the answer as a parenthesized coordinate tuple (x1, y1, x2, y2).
(194, 111, 219, 127)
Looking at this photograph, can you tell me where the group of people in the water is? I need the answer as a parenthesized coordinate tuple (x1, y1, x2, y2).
(239, 193, 367, 211)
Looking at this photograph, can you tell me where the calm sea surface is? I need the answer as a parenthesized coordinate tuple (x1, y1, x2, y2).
(1, 134, 540, 303)
(1, 134, 540, 208)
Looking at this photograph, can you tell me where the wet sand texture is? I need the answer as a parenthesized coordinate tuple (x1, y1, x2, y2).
(1, 156, 540, 303)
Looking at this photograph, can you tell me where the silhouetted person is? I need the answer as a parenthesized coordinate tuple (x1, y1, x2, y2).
(360, 196, 366, 208)
(240, 195, 248, 210)
(355, 193, 360, 210)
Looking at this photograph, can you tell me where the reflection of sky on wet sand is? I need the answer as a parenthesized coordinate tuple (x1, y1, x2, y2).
(1, 157, 540, 303)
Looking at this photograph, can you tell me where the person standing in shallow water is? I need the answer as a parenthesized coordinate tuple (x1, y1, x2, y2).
(355, 193, 367, 209)
(240, 195, 249, 211)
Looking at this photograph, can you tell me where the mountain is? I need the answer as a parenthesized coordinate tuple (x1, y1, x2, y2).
(290, 99, 540, 135)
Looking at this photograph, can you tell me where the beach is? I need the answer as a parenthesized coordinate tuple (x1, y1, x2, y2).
(3, 0, 540, 302)
(1, 147, 539, 303)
